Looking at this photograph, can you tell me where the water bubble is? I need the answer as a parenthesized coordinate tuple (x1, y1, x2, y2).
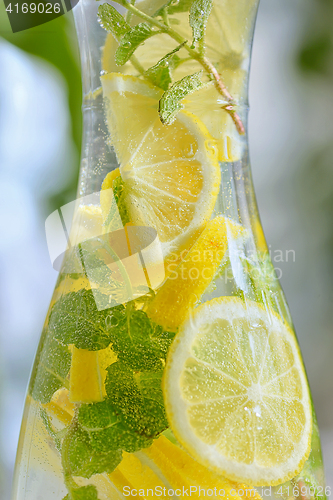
(205, 139, 218, 158)
(123, 42, 132, 49)
(184, 143, 195, 158)
(105, 315, 112, 328)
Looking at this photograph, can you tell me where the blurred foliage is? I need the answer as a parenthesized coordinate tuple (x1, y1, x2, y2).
(298, 0, 333, 78)
(0, 6, 82, 211)
(296, 0, 333, 263)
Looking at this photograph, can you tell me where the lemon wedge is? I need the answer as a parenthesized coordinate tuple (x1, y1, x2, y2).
(146, 216, 243, 331)
(144, 435, 263, 500)
(101, 73, 221, 260)
(163, 297, 312, 486)
(69, 345, 117, 403)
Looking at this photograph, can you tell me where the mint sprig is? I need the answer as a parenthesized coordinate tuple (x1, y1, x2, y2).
(115, 23, 156, 66)
(49, 289, 114, 350)
(98, 0, 245, 134)
(145, 43, 184, 91)
(35, 285, 173, 498)
(111, 175, 130, 226)
(30, 331, 70, 403)
(98, 3, 130, 37)
(159, 71, 205, 124)
(154, 0, 194, 17)
(189, 0, 213, 49)
(106, 362, 168, 438)
(67, 426, 122, 478)
(108, 304, 175, 371)
(78, 399, 153, 454)
(63, 485, 99, 500)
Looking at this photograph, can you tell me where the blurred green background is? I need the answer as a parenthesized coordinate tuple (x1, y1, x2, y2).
(0, 4, 81, 210)
(0, 0, 332, 498)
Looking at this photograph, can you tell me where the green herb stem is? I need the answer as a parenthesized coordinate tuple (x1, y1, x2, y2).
(199, 56, 245, 135)
(129, 55, 146, 77)
(161, 8, 170, 28)
(110, 21, 147, 78)
(61, 414, 80, 495)
(125, 0, 136, 24)
(118, 0, 245, 134)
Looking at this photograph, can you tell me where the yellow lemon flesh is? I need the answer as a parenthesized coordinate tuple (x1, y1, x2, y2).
(54, 204, 118, 404)
(100, 435, 262, 500)
(100, 167, 121, 223)
(143, 435, 263, 500)
(69, 345, 117, 403)
(163, 297, 312, 486)
(101, 0, 259, 162)
(146, 216, 243, 331)
(101, 73, 221, 260)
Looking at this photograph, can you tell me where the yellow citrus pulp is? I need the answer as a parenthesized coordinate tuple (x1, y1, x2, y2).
(43, 393, 263, 499)
(146, 216, 243, 331)
(69, 344, 117, 403)
(101, 73, 221, 261)
(105, 436, 262, 500)
(163, 297, 312, 486)
(101, 0, 259, 161)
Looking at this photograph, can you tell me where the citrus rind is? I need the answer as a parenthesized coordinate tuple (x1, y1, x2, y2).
(163, 297, 312, 486)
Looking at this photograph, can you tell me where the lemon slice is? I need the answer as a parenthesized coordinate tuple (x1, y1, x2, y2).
(146, 216, 243, 331)
(101, 0, 259, 161)
(100, 168, 121, 222)
(101, 41, 244, 162)
(163, 297, 312, 486)
(144, 435, 263, 500)
(101, 73, 221, 259)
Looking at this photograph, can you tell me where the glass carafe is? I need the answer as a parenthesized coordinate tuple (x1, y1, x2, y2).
(12, 1, 327, 499)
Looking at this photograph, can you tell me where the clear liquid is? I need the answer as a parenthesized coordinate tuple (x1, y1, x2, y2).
(12, 158, 326, 497)
(12, 0, 327, 498)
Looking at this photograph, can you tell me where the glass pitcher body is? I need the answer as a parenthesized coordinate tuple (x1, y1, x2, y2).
(12, 1, 326, 499)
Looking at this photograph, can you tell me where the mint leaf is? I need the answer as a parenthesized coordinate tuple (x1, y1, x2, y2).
(135, 371, 165, 408)
(112, 175, 130, 226)
(97, 4, 130, 38)
(145, 44, 184, 91)
(168, 0, 194, 13)
(106, 362, 168, 438)
(30, 330, 71, 403)
(68, 426, 122, 478)
(49, 289, 116, 350)
(63, 485, 99, 500)
(79, 400, 152, 453)
(115, 23, 155, 66)
(189, 0, 213, 47)
(154, 0, 194, 17)
(159, 71, 204, 124)
(40, 409, 61, 451)
(78, 239, 125, 299)
(107, 306, 175, 371)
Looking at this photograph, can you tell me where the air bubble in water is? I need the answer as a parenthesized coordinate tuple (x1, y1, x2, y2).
(184, 143, 195, 158)
(205, 139, 218, 158)
(105, 315, 112, 328)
